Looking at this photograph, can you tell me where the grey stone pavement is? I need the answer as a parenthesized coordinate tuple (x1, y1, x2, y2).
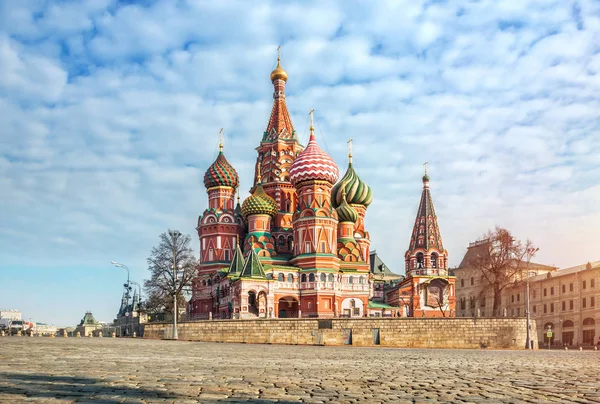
(0, 338, 599, 403)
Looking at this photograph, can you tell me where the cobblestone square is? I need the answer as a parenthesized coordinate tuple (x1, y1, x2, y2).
(1, 338, 599, 403)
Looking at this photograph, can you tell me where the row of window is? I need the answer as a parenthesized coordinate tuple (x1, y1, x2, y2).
(459, 277, 597, 291)
(460, 296, 597, 312)
(539, 279, 596, 297)
(274, 273, 366, 284)
(460, 278, 475, 287)
(534, 297, 596, 314)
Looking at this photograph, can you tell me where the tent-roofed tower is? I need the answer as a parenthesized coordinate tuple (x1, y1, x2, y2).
(385, 165, 456, 318)
(252, 48, 304, 256)
(405, 165, 449, 276)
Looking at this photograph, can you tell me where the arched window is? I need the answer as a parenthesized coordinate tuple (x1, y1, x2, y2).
(416, 253, 424, 269)
(277, 273, 284, 282)
(563, 320, 574, 328)
(287, 274, 293, 283)
(350, 299, 356, 308)
(328, 273, 334, 282)
(301, 274, 307, 283)
(431, 253, 438, 268)
(287, 237, 293, 251)
(349, 276, 354, 284)
(309, 273, 315, 282)
(320, 273, 326, 282)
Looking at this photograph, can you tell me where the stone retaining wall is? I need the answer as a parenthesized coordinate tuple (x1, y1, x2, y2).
(144, 317, 533, 349)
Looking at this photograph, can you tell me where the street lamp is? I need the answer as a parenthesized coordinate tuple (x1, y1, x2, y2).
(112, 261, 132, 337)
(525, 247, 540, 350)
(169, 230, 182, 340)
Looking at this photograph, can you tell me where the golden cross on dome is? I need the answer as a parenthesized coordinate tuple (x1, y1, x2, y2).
(256, 160, 262, 184)
(347, 138, 353, 163)
(423, 161, 429, 175)
(218, 128, 224, 152)
(277, 45, 281, 62)
(309, 109, 314, 130)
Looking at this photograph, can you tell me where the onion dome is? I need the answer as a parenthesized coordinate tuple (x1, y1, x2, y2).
(336, 192, 359, 223)
(331, 162, 372, 209)
(270, 57, 288, 82)
(289, 129, 339, 186)
(204, 150, 239, 189)
(241, 180, 278, 218)
(422, 164, 430, 187)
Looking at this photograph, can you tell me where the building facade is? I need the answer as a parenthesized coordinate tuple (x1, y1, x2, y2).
(455, 241, 600, 347)
(188, 55, 451, 319)
(505, 261, 600, 347)
(189, 57, 374, 319)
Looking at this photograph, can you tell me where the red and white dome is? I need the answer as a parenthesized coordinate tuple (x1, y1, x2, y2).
(289, 132, 339, 186)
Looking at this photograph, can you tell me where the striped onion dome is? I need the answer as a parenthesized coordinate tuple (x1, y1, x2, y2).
(204, 151, 239, 189)
(336, 195, 359, 223)
(241, 182, 278, 218)
(331, 162, 372, 208)
(289, 132, 339, 186)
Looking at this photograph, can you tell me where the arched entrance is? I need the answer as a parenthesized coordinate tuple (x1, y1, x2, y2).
(583, 318, 595, 345)
(562, 320, 574, 346)
(247, 291, 258, 317)
(278, 297, 299, 318)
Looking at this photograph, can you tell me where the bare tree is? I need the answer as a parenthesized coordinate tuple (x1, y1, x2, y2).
(144, 230, 197, 324)
(468, 226, 537, 317)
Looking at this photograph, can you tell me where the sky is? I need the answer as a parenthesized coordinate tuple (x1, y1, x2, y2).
(1, 0, 599, 326)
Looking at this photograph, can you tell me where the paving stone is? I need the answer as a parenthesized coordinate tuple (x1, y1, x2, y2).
(0, 338, 599, 403)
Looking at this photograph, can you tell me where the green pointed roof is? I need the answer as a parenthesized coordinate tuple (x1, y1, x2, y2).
(79, 311, 99, 326)
(228, 242, 245, 275)
(240, 248, 266, 279)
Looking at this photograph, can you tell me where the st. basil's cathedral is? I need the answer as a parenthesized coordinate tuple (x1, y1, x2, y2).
(189, 54, 456, 319)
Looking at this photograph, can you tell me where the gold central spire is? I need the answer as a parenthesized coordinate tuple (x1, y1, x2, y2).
(270, 45, 288, 82)
(218, 128, 224, 152)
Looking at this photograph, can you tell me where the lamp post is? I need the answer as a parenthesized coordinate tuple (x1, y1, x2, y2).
(525, 247, 540, 350)
(111, 261, 133, 337)
(169, 230, 182, 340)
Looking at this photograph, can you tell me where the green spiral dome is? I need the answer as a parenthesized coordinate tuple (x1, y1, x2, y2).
(336, 197, 359, 223)
(241, 183, 278, 218)
(331, 163, 373, 208)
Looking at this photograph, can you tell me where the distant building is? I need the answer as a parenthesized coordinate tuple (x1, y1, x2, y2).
(454, 240, 600, 347)
(114, 287, 147, 337)
(0, 309, 22, 321)
(35, 323, 58, 336)
(75, 311, 102, 336)
(506, 261, 600, 347)
(454, 239, 556, 318)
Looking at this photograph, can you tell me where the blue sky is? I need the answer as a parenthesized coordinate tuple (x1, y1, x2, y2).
(1, 0, 599, 326)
